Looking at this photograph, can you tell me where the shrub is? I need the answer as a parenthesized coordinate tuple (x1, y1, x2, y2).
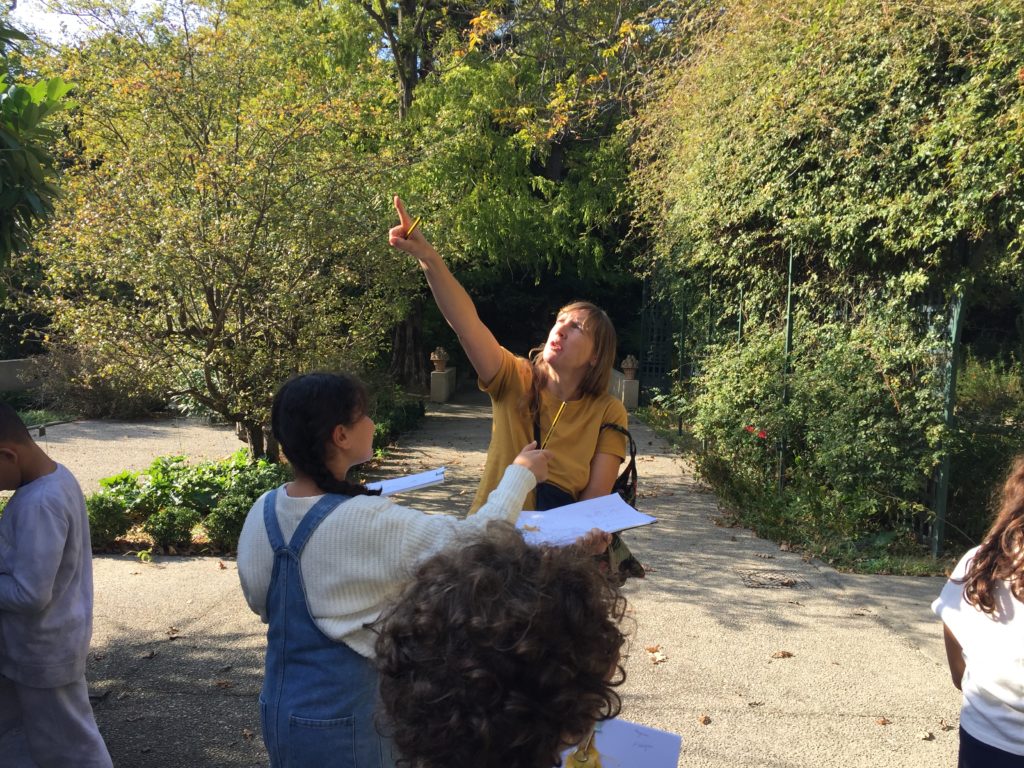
(946, 356, 1024, 545)
(86, 492, 132, 549)
(142, 506, 201, 550)
(203, 457, 289, 551)
(371, 384, 426, 450)
(689, 301, 946, 565)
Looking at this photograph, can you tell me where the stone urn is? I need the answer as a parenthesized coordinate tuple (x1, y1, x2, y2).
(620, 354, 639, 380)
(430, 346, 450, 372)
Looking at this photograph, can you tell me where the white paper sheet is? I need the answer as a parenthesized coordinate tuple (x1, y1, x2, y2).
(515, 493, 656, 546)
(365, 467, 446, 496)
(561, 718, 682, 768)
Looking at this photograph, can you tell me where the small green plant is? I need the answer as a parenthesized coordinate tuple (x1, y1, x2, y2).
(132, 547, 153, 563)
(86, 492, 132, 549)
(203, 457, 289, 551)
(142, 505, 201, 550)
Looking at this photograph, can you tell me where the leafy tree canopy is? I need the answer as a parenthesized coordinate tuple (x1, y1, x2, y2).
(632, 0, 1024, 300)
(0, 18, 72, 270)
(36, 0, 414, 455)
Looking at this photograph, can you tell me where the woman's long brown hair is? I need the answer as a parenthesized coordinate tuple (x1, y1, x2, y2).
(960, 455, 1024, 615)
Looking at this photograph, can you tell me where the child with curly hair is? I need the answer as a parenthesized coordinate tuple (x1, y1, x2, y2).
(237, 373, 551, 768)
(375, 520, 628, 768)
(932, 455, 1024, 767)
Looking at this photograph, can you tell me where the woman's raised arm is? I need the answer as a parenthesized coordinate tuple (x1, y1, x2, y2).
(389, 196, 503, 384)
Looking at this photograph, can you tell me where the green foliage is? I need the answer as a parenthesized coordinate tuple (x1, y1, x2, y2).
(87, 449, 290, 551)
(85, 492, 131, 549)
(946, 355, 1024, 544)
(34, 0, 414, 453)
(633, 0, 1024, 290)
(631, 0, 1024, 567)
(203, 457, 290, 551)
(0, 19, 73, 267)
(688, 290, 948, 564)
(369, 382, 426, 450)
(142, 505, 201, 550)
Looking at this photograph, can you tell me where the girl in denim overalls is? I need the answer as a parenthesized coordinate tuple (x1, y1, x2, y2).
(237, 372, 550, 768)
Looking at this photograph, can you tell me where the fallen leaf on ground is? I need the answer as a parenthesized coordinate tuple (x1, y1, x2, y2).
(214, 680, 233, 689)
(218, 561, 227, 570)
(938, 719, 954, 731)
(747, 701, 764, 707)
(242, 728, 255, 741)
(645, 645, 668, 664)
(876, 717, 891, 726)
(918, 732, 934, 741)
(166, 626, 181, 639)
(771, 650, 794, 659)
(779, 542, 792, 551)
(142, 650, 156, 659)
(93, 652, 106, 661)
(698, 714, 711, 725)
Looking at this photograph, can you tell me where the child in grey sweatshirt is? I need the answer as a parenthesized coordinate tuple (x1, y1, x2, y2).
(0, 403, 111, 767)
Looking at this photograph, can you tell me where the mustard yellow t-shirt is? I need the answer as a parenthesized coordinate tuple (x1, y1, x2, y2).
(470, 347, 628, 513)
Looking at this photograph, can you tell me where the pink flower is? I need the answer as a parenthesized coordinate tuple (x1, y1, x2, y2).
(757, 430, 767, 439)
(744, 425, 755, 433)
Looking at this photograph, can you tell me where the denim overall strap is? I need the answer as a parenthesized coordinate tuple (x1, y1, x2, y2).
(259, 489, 393, 768)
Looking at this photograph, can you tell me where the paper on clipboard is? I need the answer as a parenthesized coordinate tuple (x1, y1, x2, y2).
(366, 467, 446, 496)
(516, 493, 655, 547)
(561, 718, 682, 768)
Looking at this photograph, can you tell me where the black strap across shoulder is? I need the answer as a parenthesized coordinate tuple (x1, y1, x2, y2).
(600, 423, 637, 508)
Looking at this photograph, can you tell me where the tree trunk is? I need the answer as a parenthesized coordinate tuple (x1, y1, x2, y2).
(390, 297, 428, 390)
(240, 420, 271, 460)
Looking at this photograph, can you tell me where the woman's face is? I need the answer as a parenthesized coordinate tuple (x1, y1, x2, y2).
(542, 309, 597, 373)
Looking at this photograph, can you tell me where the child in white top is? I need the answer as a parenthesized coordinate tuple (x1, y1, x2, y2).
(933, 455, 1024, 767)
(237, 372, 550, 767)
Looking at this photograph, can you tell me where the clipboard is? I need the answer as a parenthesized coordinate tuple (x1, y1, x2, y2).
(366, 467, 446, 496)
(516, 493, 656, 547)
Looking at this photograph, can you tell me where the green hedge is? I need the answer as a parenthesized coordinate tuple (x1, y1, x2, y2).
(681, 304, 1024, 570)
(87, 450, 289, 553)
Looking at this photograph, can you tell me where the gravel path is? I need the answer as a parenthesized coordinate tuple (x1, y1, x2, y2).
(33, 418, 244, 493)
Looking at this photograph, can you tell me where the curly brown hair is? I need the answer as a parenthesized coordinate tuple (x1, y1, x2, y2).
(960, 455, 1024, 614)
(375, 521, 628, 768)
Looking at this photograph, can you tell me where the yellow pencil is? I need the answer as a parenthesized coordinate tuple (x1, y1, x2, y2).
(405, 215, 422, 238)
(541, 401, 567, 449)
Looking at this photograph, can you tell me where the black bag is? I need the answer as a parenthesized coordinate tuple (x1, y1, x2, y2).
(598, 423, 645, 583)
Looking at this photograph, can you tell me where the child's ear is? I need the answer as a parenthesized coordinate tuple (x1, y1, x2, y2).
(330, 423, 350, 450)
(0, 445, 20, 491)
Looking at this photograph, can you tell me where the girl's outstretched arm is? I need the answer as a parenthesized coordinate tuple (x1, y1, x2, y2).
(942, 623, 965, 690)
(389, 196, 503, 385)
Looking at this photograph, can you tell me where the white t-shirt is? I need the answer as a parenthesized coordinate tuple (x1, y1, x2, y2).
(932, 546, 1024, 755)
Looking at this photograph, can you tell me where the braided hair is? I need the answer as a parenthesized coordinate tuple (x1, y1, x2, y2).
(270, 372, 380, 497)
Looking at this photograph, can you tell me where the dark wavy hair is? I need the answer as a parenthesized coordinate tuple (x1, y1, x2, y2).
(375, 521, 628, 768)
(960, 455, 1024, 615)
(270, 372, 380, 497)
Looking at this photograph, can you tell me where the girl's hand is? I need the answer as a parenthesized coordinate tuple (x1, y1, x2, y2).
(388, 196, 437, 263)
(575, 528, 612, 555)
(513, 441, 552, 484)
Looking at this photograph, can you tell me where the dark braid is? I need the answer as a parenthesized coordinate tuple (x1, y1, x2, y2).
(270, 372, 380, 498)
